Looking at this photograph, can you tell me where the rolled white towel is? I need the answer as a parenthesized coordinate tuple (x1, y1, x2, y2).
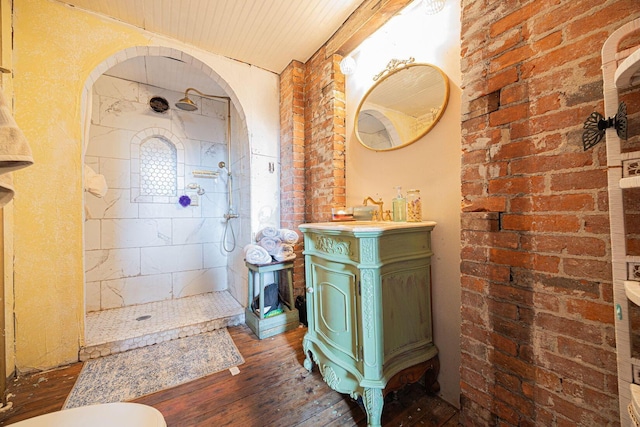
(273, 243, 296, 262)
(258, 236, 281, 254)
(243, 244, 273, 265)
(256, 226, 279, 241)
(278, 228, 299, 245)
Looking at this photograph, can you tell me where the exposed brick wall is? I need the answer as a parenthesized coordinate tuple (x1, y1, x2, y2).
(280, 60, 306, 295)
(460, 1, 640, 425)
(279, 51, 347, 297)
(303, 47, 347, 223)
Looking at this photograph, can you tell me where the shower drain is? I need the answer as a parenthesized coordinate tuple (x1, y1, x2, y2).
(136, 315, 151, 321)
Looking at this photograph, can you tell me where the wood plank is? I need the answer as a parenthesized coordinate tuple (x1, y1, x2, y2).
(0, 324, 459, 426)
(326, 0, 414, 56)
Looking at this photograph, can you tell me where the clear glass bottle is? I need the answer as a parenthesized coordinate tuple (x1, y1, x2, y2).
(406, 189, 422, 222)
(392, 186, 406, 222)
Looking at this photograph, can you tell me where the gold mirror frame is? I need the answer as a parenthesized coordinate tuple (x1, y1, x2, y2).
(354, 61, 450, 151)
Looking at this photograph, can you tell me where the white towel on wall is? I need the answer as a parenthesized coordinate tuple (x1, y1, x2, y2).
(0, 89, 33, 173)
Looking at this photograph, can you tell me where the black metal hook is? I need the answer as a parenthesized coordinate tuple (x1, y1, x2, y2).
(582, 102, 627, 151)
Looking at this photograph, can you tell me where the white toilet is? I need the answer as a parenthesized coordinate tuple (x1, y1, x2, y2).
(9, 402, 166, 426)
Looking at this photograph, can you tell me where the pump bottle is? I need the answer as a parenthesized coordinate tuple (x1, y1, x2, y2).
(392, 186, 406, 222)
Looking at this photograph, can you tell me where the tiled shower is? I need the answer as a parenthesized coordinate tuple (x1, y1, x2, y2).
(82, 73, 244, 358)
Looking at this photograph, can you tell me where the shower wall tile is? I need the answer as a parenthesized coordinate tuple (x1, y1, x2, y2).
(138, 202, 195, 219)
(99, 96, 171, 133)
(85, 156, 99, 171)
(85, 281, 101, 312)
(100, 157, 131, 189)
(86, 74, 238, 311)
(174, 110, 226, 143)
(85, 248, 141, 282)
(200, 142, 227, 168)
(141, 244, 203, 275)
(101, 274, 173, 309)
(86, 125, 135, 160)
(200, 191, 227, 218)
(182, 138, 202, 165)
(138, 84, 173, 106)
(172, 218, 220, 245)
(101, 218, 172, 249)
(201, 98, 228, 120)
(84, 220, 101, 250)
(86, 189, 139, 219)
(173, 267, 227, 298)
(203, 243, 228, 268)
(93, 75, 139, 102)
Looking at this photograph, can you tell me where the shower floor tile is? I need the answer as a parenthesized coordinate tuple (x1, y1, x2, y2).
(81, 291, 244, 361)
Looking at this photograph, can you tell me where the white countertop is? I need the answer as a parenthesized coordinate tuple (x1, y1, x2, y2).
(299, 220, 437, 232)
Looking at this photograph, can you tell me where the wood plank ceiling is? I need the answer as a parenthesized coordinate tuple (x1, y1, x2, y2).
(58, 0, 366, 74)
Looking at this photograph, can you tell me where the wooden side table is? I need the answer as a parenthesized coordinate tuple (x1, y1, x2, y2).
(245, 260, 299, 339)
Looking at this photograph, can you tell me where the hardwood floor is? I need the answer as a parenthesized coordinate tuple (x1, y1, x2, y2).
(0, 324, 459, 426)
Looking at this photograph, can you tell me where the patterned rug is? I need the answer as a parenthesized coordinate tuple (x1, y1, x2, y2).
(64, 328, 244, 409)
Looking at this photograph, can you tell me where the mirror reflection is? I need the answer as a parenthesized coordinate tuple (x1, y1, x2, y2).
(355, 62, 449, 151)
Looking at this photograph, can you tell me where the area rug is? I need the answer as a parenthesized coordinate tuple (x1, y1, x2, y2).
(64, 328, 244, 409)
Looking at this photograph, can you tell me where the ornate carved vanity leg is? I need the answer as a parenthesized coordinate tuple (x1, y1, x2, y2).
(363, 387, 383, 427)
(302, 338, 313, 372)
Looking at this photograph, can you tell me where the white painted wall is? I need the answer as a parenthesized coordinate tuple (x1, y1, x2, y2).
(344, 0, 462, 407)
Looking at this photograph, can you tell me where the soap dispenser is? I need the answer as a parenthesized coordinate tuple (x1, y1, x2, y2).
(392, 186, 407, 222)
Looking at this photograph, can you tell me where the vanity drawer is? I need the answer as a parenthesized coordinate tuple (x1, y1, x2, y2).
(304, 232, 359, 263)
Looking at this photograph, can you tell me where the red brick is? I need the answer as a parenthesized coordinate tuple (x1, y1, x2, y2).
(557, 336, 617, 369)
(536, 312, 603, 344)
(462, 196, 507, 213)
(489, 283, 533, 305)
(550, 169, 607, 191)
(491, 350, 535, 381)
(489, 102, 529, 126)
(488, 175, 545, 195)
(530, 194, 595, 212)
(500, 82, 528, 106)
(489, 45, 535, 74)
(521, 234, 605, 257)
(501, 214, 581, 232)
(563, 258, 612, 281)
(489, 1, 540, 37)
(494, 384, 535, 418)
(461, 261, 511, 283)
(488, 68, 519, 93)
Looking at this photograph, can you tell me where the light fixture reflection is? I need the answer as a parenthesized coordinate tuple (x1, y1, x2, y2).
(423, 0, 445, 15)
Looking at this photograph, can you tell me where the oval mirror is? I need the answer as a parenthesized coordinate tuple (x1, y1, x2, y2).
(355, 62, 449, 151)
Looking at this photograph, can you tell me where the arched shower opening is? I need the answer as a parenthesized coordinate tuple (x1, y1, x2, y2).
(80, 48, 250, 360)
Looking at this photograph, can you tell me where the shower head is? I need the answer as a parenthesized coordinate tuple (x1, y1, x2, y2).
(175, 87, 230, 112)
(175, 95, 198, 111)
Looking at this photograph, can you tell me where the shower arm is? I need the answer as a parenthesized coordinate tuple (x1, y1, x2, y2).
(182, 88, 234, 213)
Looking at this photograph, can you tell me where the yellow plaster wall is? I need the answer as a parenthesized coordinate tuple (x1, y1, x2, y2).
(12, 0, 149, 371)
(1, 0, 15, 378)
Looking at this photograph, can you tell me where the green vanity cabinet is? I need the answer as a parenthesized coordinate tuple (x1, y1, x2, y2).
(298, 221, 439, 427)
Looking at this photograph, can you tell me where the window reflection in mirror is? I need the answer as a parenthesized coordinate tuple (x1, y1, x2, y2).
(355, 62, 449, 152)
